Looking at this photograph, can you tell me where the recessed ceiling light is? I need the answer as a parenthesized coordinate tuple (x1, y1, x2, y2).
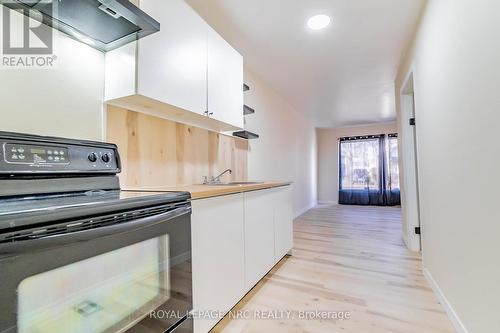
(307, 14, 331, 31)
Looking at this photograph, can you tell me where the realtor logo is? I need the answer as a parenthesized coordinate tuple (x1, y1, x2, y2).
(1, 0, 57, 68)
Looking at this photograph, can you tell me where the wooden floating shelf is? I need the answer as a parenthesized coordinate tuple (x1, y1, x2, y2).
(243, 83, 250, 92)
(243, 105, 255, 115)
(233, 130, 259, 140)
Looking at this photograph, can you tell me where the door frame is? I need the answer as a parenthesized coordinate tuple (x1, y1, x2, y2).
(399, 69, 422, 252)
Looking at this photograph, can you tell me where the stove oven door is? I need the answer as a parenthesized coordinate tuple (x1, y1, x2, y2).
(0, 202, 192, 333)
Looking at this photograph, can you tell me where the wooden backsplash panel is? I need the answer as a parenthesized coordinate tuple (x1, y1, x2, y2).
(107, 106, 248, 187)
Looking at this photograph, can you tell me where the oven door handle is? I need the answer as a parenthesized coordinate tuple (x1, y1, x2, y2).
(0, 204, 191, 255)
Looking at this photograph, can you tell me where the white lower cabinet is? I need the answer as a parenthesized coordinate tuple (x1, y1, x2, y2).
(273, 186, 294, 261)
(243, 189, 276, 289)
(191, 194, 245, 333)
(191, 185, 293, 333)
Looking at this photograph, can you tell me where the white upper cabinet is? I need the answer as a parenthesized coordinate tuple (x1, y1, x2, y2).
(207, 27, 244, 129)
(105, 0, 244, 132)
(138, 0, 208, 116)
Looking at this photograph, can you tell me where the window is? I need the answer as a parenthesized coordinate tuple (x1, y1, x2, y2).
(340, 137, 380, 190)
(338, 134, 400, 206)
(386, 134, 400, 191)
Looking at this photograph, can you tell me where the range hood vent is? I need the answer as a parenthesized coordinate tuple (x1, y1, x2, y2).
(1, 0, 160, 52)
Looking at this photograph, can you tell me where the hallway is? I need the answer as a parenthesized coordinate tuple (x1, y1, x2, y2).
(212, 204, 454, 333)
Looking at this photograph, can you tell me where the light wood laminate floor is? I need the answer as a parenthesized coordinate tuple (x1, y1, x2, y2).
(211, 204, 454, 333)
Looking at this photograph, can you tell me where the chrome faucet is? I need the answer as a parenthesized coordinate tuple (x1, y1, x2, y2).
(204, 169, 232, 184)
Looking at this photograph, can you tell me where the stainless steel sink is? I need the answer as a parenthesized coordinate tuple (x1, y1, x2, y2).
(227, 181, 264, 185)
(200, 181, 264, 186)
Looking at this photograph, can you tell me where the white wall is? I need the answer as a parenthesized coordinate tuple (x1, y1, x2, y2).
(396, 0, 500, 331)
(244, 68, 317, 218)
(0, 7, 105, 141)
(317, 123, 398, 203)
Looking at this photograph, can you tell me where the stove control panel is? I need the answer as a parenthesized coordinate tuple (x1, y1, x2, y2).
(0, 132, 121, 175)
(5, 144, 70, 165)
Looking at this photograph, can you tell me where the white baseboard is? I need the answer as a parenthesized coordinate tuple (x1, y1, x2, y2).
(294, 201, 316, 219)
(423, 268, 469, 333)
(317, 200, 337, 205)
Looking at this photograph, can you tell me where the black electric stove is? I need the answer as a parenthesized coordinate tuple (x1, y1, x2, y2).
(0, 131, 193, 333)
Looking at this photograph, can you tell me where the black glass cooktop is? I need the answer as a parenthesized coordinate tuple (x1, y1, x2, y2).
(0, 190, 190, 231)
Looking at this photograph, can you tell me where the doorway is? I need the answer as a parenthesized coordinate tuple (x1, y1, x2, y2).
(400, 72, 422, 251)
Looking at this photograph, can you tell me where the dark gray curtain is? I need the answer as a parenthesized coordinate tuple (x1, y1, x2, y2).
(338, 134, 400, 206)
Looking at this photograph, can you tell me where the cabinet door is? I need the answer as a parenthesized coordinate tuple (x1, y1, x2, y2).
(191, 194, 245, 333)
(244, 190, 275, 289)
(207, 27, 244, 129)
(138, 0, 208, 116)
(273, 186, 294, 261)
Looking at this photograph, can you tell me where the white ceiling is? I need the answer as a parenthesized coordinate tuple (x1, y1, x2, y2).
(186, 0, 425, 128)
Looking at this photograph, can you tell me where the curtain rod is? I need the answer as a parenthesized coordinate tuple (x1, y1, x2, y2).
(339, 134, 385, 141)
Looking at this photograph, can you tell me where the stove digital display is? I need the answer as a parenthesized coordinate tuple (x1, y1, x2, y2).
(4, 143, 69, 165)
(30, 148, 47, 155)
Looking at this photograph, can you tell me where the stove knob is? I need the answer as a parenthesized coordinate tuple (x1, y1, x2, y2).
(88, 153, 97, 163)
(101, 153, 111, 163)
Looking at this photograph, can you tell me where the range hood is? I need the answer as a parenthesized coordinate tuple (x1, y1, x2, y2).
(1, 0, 160, 52)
